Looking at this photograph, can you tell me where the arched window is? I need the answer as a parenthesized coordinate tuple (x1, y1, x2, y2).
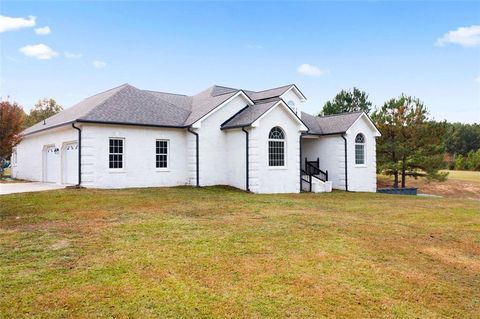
(355, 133, 365, 165)
(268, 127, 285, 167)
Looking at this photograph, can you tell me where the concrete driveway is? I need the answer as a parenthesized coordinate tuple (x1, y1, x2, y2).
(0, 182, 64, 195)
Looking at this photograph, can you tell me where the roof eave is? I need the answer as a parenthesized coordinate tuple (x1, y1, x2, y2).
(23, 121, 76, 137)
(76, 119, 189, 129)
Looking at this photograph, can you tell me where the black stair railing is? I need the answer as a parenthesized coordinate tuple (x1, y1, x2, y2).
(305, 157, 328, 182)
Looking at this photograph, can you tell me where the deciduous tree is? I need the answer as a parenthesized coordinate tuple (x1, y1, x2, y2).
(25, 98, 63, 128)
(0, 101, 25, 173)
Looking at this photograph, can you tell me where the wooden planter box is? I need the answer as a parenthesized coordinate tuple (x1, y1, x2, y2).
(377, 187, 418, 195)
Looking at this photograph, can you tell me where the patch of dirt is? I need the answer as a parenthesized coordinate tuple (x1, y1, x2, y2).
(377, 177, 480, 200)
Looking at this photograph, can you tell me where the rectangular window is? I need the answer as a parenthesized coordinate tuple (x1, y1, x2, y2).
(268, 140, 285, 167)
(109, 138, 124, 169)
(156, 140, 169, 169)
(355, 144, 365, 165)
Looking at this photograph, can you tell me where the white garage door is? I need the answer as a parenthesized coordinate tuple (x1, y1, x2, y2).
(63, 143, 78, 185)
(45, 146, 60, 183)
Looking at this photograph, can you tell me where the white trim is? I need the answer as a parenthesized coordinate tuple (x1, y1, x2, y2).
(252, 101, 308, 131)
(42, 144, 56, 183)
(155, 139, 170, 170)
(268, 126, 287, 169)
(191, 91, 254, 128)
(108, 137, 125, 171)
(280, 85, 307, 102)
(346, 113, 381, 137)
(354, 133, 366, 166)
(61, 140, 78, 185)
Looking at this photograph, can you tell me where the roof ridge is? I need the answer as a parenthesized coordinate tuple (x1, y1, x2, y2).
(82, 83, 130, 100)
(80, 84, 134, 120)
(251, 83, 293, 94)
(213, 84, 239, 91)
(143, 89, 188, 97)
(210, 90, 240, 96)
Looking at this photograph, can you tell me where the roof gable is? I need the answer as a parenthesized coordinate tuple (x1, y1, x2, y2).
(221, 98, 280, 129)
(185, 88, 243, 126)
(345, 113, 381, 136)
(301, 111, 380, 136)
(222, 98, 308, 131)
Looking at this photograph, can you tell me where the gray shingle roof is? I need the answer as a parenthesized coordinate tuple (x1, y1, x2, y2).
(184, 86, 239, 125)
(144, 90, 192, 111)
(244, 84, 293, 101)
(79, 85, 190, 127)
(23, 84, 128, 135)
(221, 98, 280, 129)
(301, 111, 363, 135)
(23, 83, 307, 135)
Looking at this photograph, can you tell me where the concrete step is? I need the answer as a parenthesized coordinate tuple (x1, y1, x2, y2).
(301, 176, 333, 193)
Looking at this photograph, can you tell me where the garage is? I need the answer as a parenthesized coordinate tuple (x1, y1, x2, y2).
(62, 142, 78, 185)
(44, 146, 60, 183)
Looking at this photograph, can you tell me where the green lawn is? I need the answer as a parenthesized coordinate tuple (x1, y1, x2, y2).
(1, 187, 479, 318)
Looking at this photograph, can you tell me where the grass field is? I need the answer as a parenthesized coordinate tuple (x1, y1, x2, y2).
(444, 170, 480, 183)
(378, 170, 480, 200)
(1, 187, 479, 318)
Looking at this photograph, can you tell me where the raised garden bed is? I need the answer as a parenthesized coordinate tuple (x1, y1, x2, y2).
(377, 187, 418, 195)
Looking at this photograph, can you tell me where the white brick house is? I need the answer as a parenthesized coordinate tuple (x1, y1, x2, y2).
(11, 84, 380, 193)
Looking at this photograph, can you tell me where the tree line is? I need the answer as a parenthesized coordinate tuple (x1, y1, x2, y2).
(320, 88, 479, 188)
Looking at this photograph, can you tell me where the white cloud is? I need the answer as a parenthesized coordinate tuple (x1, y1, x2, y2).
(297, 63, 326, 77)
(19, 44, 58, 60)
(475, 76, 480, 83)
(34, 26, 51, 35)
(436, 25, 480, 47)
(0, 15, 36, 33)
(93, 60, 106, 69)
(64, 51, 82, 59)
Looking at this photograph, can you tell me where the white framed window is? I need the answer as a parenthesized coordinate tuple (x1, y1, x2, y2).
(109, 138, 124, 169)
(156, 140, 169, 169)
(268, 127, 285, 167)
(355, 133, 366, 165)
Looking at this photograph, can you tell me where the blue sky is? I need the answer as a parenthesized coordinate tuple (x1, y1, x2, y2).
(1, 1, 479, 123)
